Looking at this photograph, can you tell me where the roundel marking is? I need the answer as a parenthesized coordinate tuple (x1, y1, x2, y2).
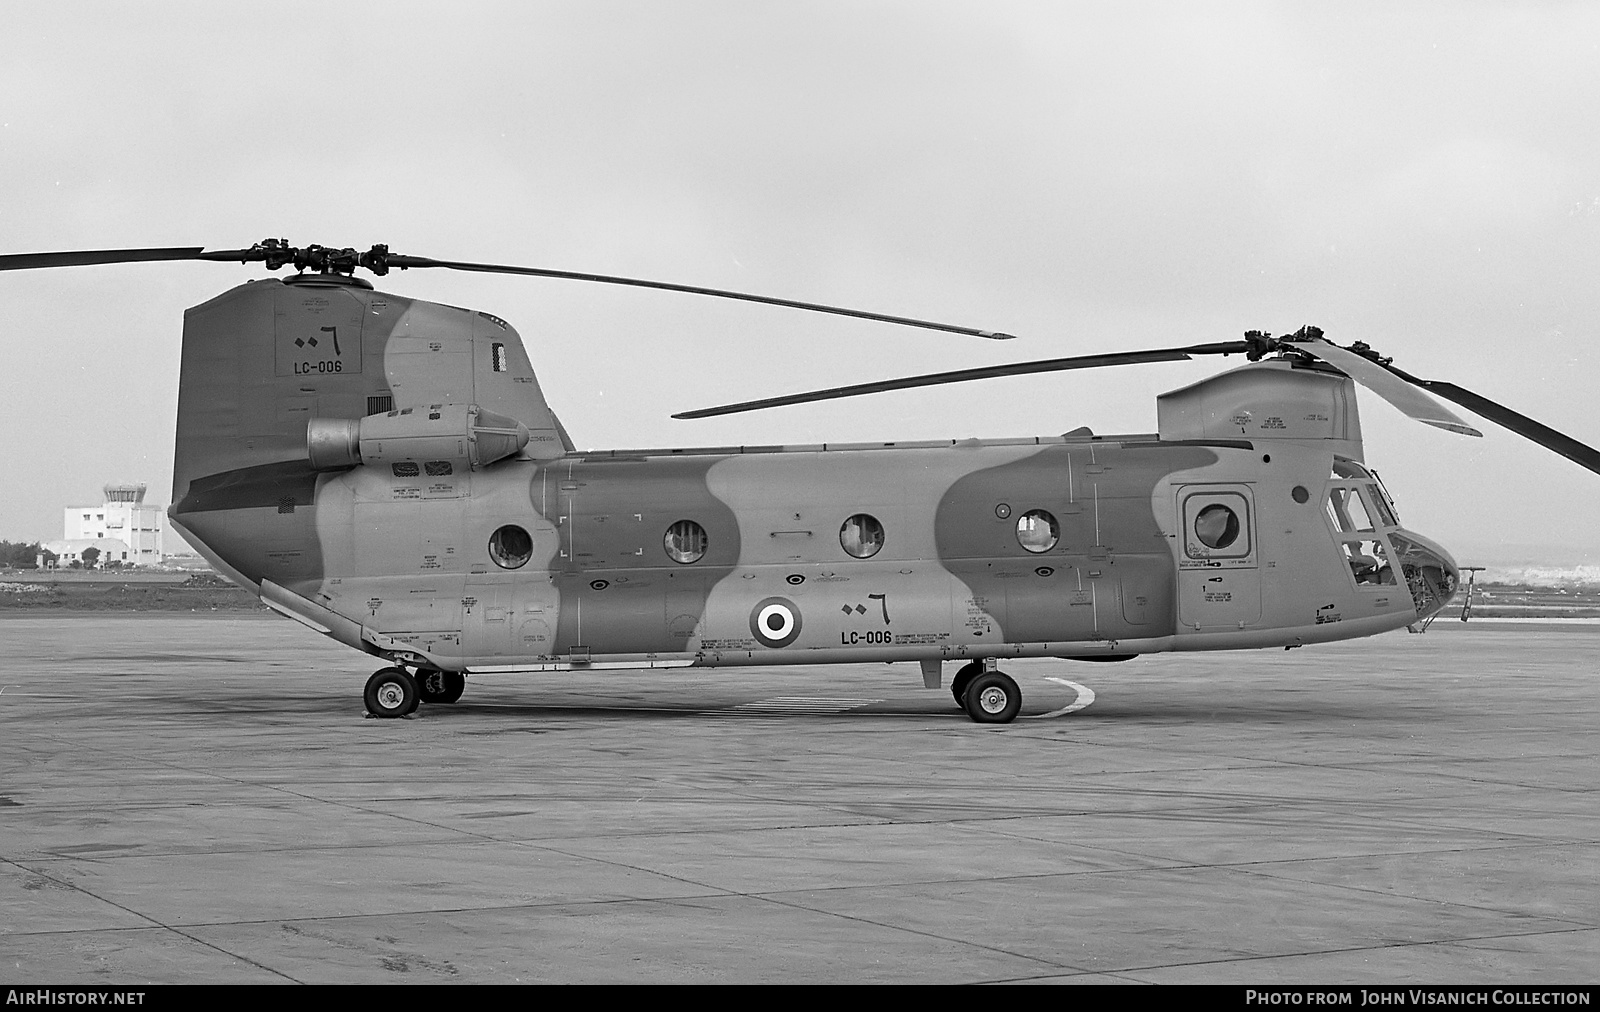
(750, 597, 803, 648)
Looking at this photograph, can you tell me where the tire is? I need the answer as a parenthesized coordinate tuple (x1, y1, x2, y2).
(364, 667, 418, 718)
(950, 660, 983, 708)
(417, 669, 465, 704)
(962, 670, 1021, 724)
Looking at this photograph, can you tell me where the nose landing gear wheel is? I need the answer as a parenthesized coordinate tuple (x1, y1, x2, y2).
(962, 670, 1021, 724)
(364, 667, 419, 718)
(417, 669, 465, 704)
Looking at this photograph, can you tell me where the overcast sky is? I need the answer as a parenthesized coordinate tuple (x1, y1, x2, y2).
(3, 2, 1598, 567)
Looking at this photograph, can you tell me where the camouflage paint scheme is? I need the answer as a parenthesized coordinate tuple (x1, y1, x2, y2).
(170, 278, 1459, 680)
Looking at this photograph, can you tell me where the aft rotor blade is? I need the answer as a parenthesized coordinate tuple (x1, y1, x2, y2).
(0, 247, 208, 271)
(0, 246, 270, 271)
(384, 254, 1015, 341)
(1284, 339, 1483, 437)
(1385, 367, 1600, 477)
(673, 341, 1251, 419)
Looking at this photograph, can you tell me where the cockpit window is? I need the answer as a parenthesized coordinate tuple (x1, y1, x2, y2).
(1339, 539, 1397, 585)
(1326, 487, 1375, 533)
(1366, 484, 1396, 527)
(1331, 458, 1371, 480)
(1325, 486, 1399, 588)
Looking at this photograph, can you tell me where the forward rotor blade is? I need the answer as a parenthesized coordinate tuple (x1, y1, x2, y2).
(1385, 367, 1600, 477)
(673, 341, 1250, 419)
(0, 247, 208, 271)
(384, 254, 1015, 341)
(1283, 339, 1483, 437)
(1292, 337, 1600, 476)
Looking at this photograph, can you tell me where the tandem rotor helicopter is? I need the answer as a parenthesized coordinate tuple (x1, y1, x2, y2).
(5, 239, 1598, 722)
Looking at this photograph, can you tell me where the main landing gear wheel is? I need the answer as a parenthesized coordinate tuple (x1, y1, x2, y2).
(416, 669, 465, 704)
(950, 660, 983, 708)
(962, 670, 1022, 724)
(364, 667, 419, 718)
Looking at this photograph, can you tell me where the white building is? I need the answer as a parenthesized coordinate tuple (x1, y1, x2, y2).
(63, 483, 166, 564)
(39, 538, 134, 569)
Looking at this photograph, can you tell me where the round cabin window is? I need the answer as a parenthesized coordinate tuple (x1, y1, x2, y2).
(488, 525, 533, 569)
(1193, 504, 1240, 550)
(1015, 509, 1060, 554)
(839, 514, 885, 559)
(664, 520, 707, 564)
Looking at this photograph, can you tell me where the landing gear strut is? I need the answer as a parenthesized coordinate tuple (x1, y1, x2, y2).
(364, 666, 419, 718)
(950, 660, 1022, 724)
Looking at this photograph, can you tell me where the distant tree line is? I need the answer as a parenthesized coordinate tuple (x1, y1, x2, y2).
(0, 541, 43, 569)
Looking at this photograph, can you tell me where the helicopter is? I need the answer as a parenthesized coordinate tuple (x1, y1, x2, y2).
(5, 239, 1597, 723)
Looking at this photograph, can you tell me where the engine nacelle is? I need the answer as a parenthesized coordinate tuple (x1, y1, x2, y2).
(307, 403, 530, 472)
(1158, 360, 1364, 460)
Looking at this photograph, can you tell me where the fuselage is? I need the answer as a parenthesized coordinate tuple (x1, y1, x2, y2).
(163, 276, 1458, 677)
(171, 432, 1458, 673)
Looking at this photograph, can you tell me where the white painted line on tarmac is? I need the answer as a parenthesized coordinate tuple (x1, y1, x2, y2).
(1020, 677, 1095, 719)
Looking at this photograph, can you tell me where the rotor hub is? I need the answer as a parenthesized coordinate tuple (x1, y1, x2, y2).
(223, 238, 398, 279)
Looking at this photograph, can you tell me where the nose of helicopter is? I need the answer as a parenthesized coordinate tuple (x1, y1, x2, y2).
(1389, 529, 1461, 621)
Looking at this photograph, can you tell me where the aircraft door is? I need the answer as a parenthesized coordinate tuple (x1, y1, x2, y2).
(1176, 484, 1262, 630)
(462, 576, 517, 659)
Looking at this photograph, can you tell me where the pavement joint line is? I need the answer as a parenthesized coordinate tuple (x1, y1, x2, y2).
(0, 855, 304, 983)
(1155, 746, 1600, 787)
(1261, 763, 1598, 795)
(737, 890, 1093, 973)
(7, 769, 1588, 851)
(955, 826, 1590, 870)
(0, 892, 744, 938)
(19, 811, 1041, 863)
(1208, 857, 1600, 928)
(980, 923, 1600, 982)
(953, 811, 1586, 849)
(0, 730, 652, 851)
(448, 836, 1600, 915)
(980, 968, 1152, 984)
(522, 839, 1199, 897)
(13, 912, 1593, 979)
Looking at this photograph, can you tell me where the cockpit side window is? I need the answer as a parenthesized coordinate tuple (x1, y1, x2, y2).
(1366, 483, 1396, 527)
(1325, 485, 1397, 587)
(1338, 538, 1398, 586)
(1325, 487, 1375, 533)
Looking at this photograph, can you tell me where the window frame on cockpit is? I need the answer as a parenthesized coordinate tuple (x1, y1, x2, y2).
(1324, 482, 1399, 589)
